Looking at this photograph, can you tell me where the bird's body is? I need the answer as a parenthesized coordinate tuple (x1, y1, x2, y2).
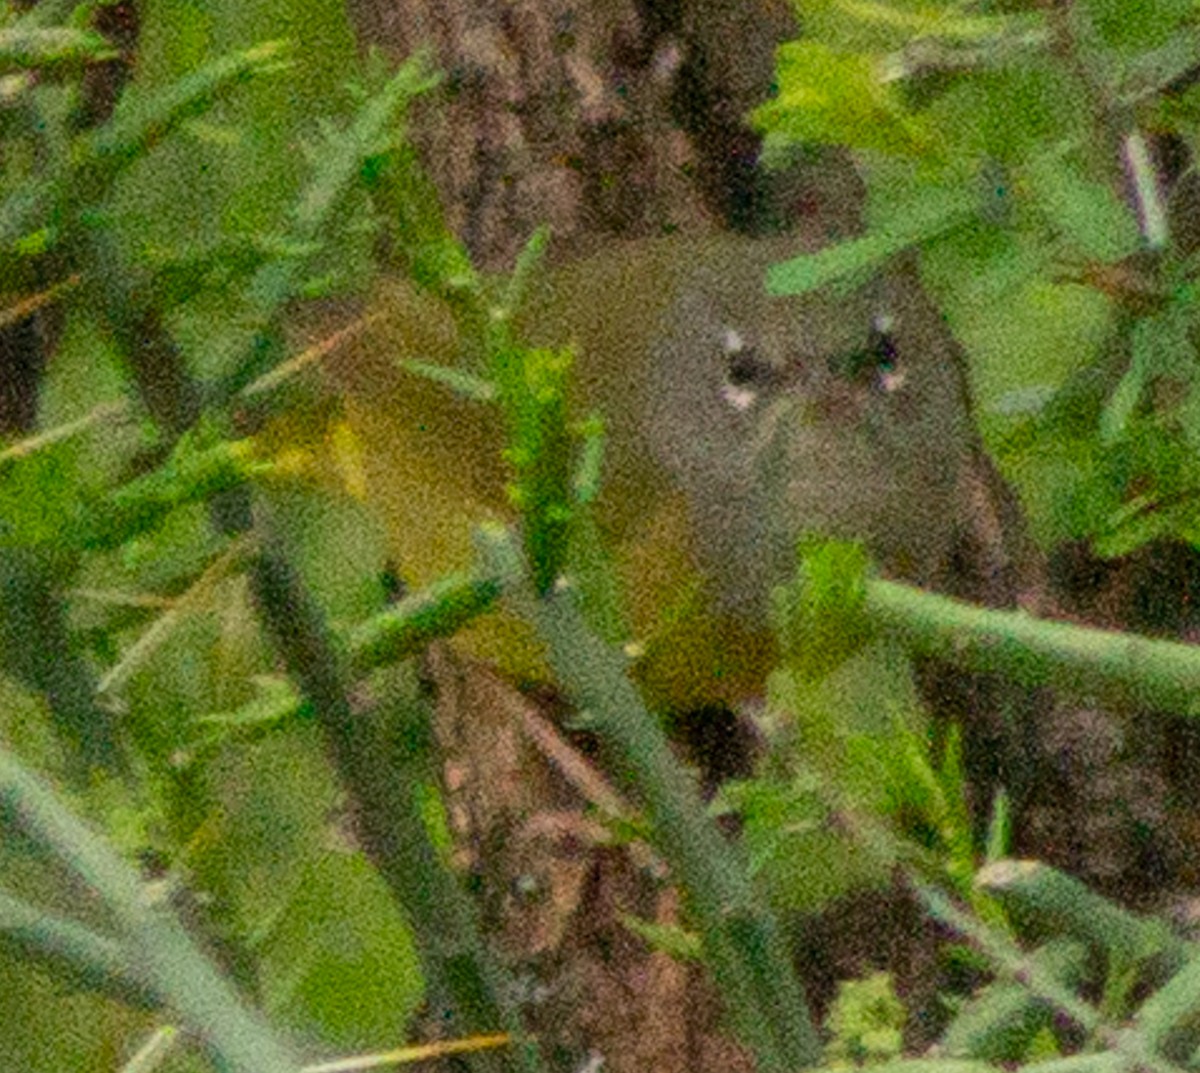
(329, 233, 993, 706)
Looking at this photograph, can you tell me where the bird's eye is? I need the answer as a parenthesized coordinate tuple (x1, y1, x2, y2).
(828, 313, 902, 389)
(726, 347, 774, 387)
(868, 314, 899, 376)
(719, 325, 777, 411)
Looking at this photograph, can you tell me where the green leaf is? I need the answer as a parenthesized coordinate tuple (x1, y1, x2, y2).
(258, 851, 423, 1051)
(494, 345, 576, 595)
(925, 62, 1084, 164)
(797, 0, 1033, 55)
(501, 224, 552, 319)
(261, 480, 391, 624)
(79, 431, 267, 553)
(196, 675, 304, 736)
(772, 538, 874, 679)
(566, 505, 628, 647)
(0, 26, 115, 70)
(393, 357, 497, 403)
(1025, 153, 1141, 262)
(1098, 361, 1145, 445)
(619, 914, 702, 961)
(244, 52, 439, 323)
(941, 942, 1086, 1061)
(0, 185, 53, 254)
(824, 972, 906, 1067)
(1118, 32, 1200, 101)
(0, 886, 159, 1010)
(767, 185, 976, 294)
(1081, 0, 1194, 50)
(0, 442, 81, 549)
(754, 40, 935, 157)
(76, 41, 292, 194)
(348, 573, 503, 673)
(723, 774, 892, 912)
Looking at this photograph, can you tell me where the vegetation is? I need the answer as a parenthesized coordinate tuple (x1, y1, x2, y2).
(5, 2, 1200, 1073)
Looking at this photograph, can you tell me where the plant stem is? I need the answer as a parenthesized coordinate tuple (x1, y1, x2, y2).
(867, 579, 1200, 715)
(0, 886, 159, 1009)
(485, 527, 821, 1073)
(0, 747, 300, 1073)
(248, 525, 537, 1073)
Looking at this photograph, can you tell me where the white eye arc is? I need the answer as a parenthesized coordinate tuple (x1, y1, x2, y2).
(869, 310, 905, 393)
(719, 324, 766, 411)
(721, 383, 759, 412)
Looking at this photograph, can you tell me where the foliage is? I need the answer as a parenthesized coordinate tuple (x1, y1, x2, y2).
(747, 5, 1200, 1068)
(756, 0, 1200, 555)
(7, 2, 1200, 1073)
(3, 2, 819, 1069)
(0, 1, 439, 1069)
(825, 973, 906, 1068)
